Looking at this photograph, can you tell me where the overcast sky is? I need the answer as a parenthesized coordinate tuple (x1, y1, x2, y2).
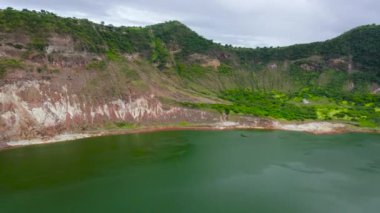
(1, 0, 380, 47)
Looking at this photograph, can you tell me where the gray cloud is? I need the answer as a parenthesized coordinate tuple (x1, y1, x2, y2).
(2, 0, 380, 47)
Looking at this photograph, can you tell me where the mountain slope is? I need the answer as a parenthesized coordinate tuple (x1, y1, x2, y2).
(1, 8, 380, 80)
(0, 8, 379, 143)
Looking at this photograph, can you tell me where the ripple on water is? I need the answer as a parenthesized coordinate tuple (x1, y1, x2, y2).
(277, 162, 325, 174)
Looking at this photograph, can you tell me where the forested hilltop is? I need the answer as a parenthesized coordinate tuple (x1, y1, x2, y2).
(0, 8, 379, 129)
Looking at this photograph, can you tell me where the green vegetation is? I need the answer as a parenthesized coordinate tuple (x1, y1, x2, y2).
(182, 89, 380, 126)
(218, 64, 234, 74)
(151, 38, 169, 69)
(1, 8, 379, 80)
(148, 21, 214, 56)
(177, 63, 211, 78)
(105, 122, 138, 130)
(176, 121, 192, 127)
(219, 90, 317, 120)
(182, 90, 317, 121)
(233, 24, 380, 81)
(0, 58, 22, 78)
(0, 8, 152, 55)
(106, 50, 122, 61)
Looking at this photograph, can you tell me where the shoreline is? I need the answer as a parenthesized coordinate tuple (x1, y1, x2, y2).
(1, 121, 379, 151)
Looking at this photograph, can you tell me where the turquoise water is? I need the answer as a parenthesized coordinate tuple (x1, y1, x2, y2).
(1, 130, 380, 213)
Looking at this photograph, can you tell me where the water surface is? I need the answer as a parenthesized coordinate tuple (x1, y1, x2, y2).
(1, 130, 380, 213)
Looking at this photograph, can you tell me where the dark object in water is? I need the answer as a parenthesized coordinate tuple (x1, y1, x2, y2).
(240, 133, 248, 138)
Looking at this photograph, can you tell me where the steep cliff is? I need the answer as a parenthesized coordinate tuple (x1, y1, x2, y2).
(0, 80, 221, 142)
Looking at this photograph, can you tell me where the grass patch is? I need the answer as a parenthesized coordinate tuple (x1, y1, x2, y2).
(218, 63, 233, 74)
(86, 60, 107, 71)
(358, 120, 378, 128)
(0, 58, 23, 77)
(106, 50, 122, 61)
(177, 63, 210, 78)
(105, 122, 138, 130)
(176, 121, 191, 127)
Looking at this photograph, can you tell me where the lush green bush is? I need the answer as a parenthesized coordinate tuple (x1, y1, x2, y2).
(182, 89, 380, 126)
(151, 38, 169, 69)
(219, 90, 317, 120)
(177, 63, 210, 78)
(218, 64, 234, 74)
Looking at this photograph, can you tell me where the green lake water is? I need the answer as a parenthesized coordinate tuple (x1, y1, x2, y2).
(1, 130, 380, 213)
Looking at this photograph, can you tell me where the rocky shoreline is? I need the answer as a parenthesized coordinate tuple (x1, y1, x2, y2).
(2, 121, 379, 151)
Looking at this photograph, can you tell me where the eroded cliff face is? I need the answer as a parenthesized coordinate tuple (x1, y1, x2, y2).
(0, 31, 229, 143)
(0, 79, 218, 142)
